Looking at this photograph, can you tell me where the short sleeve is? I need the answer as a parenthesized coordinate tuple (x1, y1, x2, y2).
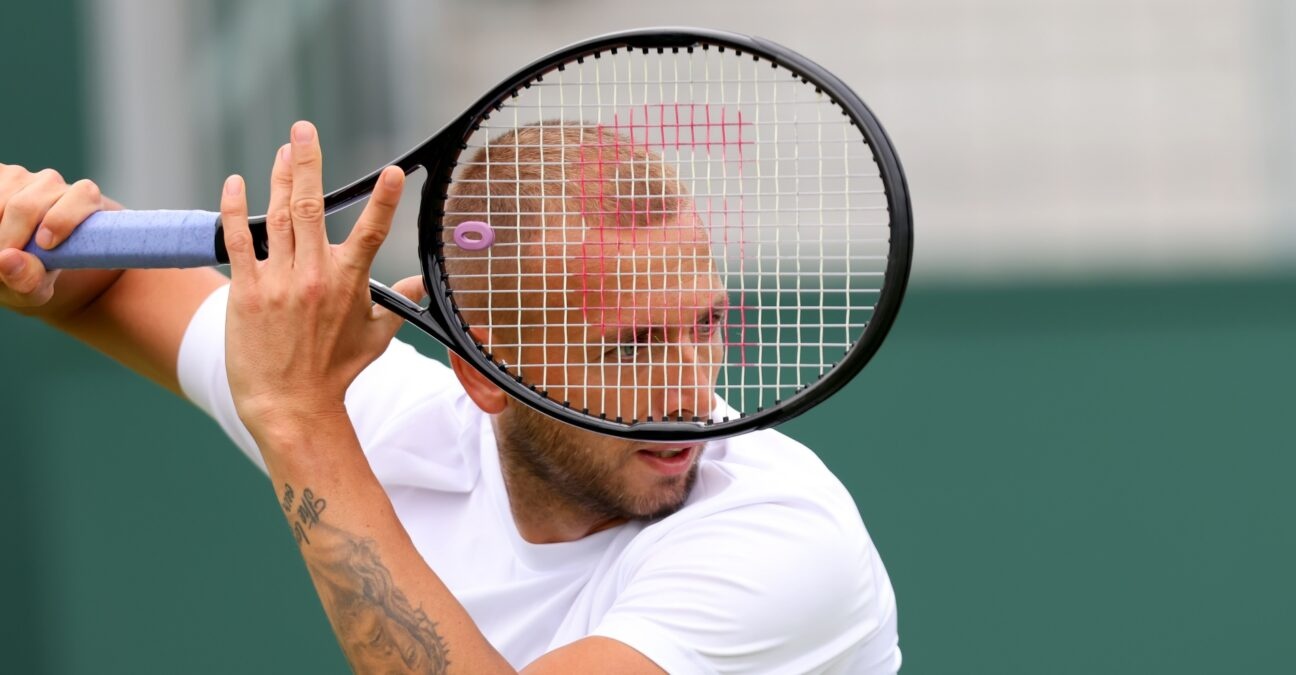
(176, 284, 461, 474)
(591, 499, 900, 674)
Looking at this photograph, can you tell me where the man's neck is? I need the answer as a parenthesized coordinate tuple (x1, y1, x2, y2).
(497, 449, 626, 544)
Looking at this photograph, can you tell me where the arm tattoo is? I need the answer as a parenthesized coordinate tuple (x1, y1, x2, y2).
(283, 484, 451, 674)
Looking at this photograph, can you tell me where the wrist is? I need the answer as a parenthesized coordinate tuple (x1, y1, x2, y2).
(238, 396, 350, 438)
(242, 404, 357, 469)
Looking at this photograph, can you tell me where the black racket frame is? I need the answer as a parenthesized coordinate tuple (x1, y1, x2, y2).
(223, 27, 913, 442)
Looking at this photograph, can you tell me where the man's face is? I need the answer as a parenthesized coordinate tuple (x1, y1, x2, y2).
(492, 218, 725, 520)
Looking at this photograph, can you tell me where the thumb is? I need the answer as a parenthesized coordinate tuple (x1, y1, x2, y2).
(0, 249, 57, 306)
(370, 275, 427, 338)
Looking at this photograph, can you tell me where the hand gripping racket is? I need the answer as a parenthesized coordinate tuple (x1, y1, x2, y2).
(27, 28, 913, 442)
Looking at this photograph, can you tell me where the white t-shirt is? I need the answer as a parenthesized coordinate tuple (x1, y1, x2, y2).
(178, 285, 900, 674)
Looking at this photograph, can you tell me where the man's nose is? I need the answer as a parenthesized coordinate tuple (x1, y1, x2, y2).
(650, 341, 718, 422)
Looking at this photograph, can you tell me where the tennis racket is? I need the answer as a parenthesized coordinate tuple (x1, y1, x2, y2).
(26, 27, 912, 442)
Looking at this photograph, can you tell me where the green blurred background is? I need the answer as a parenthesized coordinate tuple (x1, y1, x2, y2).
(2, 1, 1293, 673)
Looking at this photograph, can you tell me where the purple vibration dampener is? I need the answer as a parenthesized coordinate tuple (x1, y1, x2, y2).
(453, 221, 495, 251)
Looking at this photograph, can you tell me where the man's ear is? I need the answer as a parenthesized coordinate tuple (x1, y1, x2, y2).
(449, 329, 508, 414)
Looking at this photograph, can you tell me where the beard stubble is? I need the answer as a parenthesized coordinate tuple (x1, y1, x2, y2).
(495, 404, 699, 522)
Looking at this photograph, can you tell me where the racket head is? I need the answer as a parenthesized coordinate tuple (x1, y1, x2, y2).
(408, 28, 912, 442)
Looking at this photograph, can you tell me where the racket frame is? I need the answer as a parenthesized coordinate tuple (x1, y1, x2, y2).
(227, 27, 912, 442)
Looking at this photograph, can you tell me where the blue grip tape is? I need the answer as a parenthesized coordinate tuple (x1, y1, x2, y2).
(24, 210, 220, 270)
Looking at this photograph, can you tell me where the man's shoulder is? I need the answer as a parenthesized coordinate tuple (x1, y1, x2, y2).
(349, 339, 462, 416)
(345, 340, 484, 489)
(633, 427, 871, 563)
(598, 430, 899, 674)
(689, 427, 859, 517)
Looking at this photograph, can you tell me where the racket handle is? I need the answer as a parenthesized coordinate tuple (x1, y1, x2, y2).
(24, 210, 221, 270)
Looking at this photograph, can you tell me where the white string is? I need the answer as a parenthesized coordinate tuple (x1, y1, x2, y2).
(449, 174, 883, 183)
(843, 97, 853, 361)
(631, 51, 642, 422)
(512, 98, 524, 376)
(771, 53, 783, 402)
(537, 68, 549, 390)
(476, 100, 844, 109)
(577, 58, 588, 401)
(752, 50, 764, 407)
(444, 272, 880, 281)
(446, 206, 888, 215)
(817, 87, 826, 377)
(597, 53, 609, 418)
(701, 47, 725, 415)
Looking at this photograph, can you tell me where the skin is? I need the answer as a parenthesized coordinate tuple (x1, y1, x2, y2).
(0, 120, 729, 673)
(479, 220, 728, 542)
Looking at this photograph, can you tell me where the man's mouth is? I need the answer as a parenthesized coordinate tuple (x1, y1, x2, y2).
(635, 445, 697, 475)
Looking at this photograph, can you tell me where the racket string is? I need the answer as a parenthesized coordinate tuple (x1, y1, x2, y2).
(440, 45, 888, 424)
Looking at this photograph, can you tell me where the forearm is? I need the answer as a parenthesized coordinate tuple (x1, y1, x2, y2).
(45, 267, 227, 394)
(252, 412, 514, 675)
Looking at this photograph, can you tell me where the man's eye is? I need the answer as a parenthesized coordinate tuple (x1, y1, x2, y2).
(603, 341, 640, 360)
(698, 311, 725, 336)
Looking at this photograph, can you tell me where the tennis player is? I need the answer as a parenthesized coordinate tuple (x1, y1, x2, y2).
(0, 121, 900, 674)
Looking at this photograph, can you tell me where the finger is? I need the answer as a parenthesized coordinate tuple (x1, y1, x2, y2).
(370, 275, 427, 338)
(264, 143, 295, 270)
(0, 248, 57, 304)
(0, 169, 63, 250)
(220, 175, 258, 278)
(289, 121, 327, 267)
(341, 166, 404, 271)
(0, 163, 29, 199)
(34, 179, 104, 250)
